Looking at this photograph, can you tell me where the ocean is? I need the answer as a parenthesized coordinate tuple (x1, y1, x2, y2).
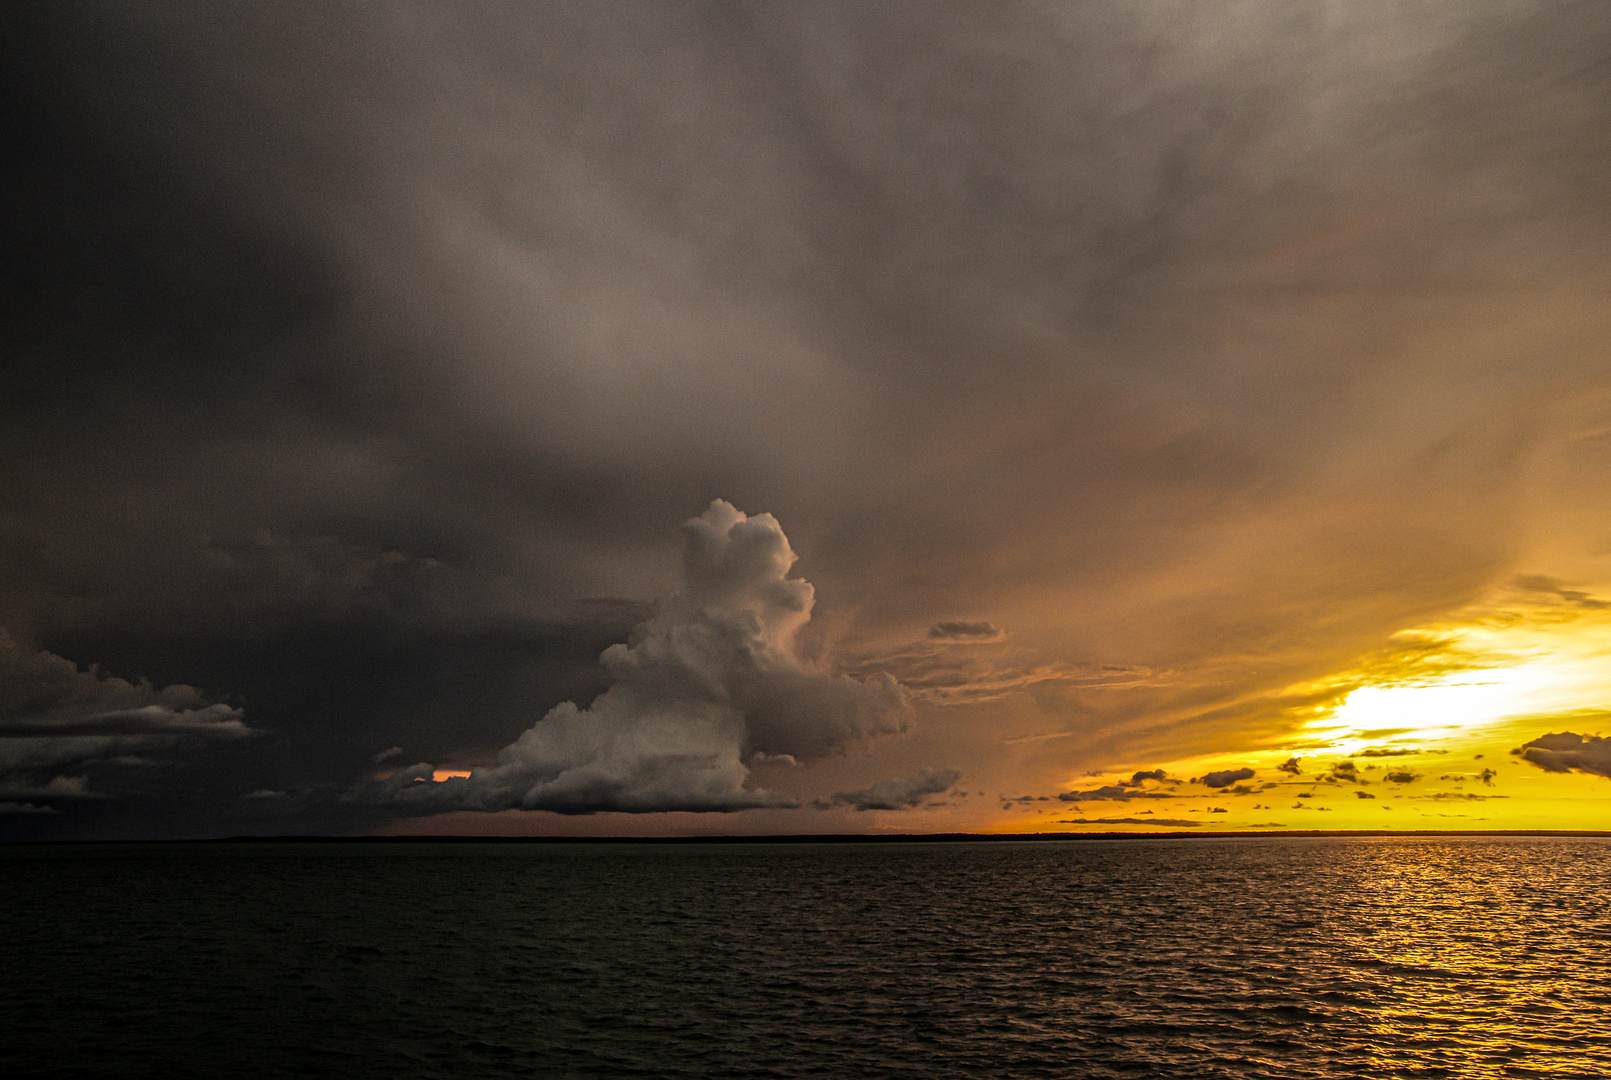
(4, 836, 1608, 1078)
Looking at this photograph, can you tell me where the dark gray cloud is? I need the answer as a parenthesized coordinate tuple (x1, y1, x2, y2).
(1326, 762, 1365, 785)
(354, 502, 910, 815)
(1197, 768, 1255, 789)
(1513, 575, 1610, 610)
(0, 630, 252, 804)
(814, 767, 962, 812)
(1514, 732, 1611, 780)
(1057, 769, 1175, 802)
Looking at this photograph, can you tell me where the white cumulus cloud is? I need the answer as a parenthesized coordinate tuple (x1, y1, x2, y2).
(355, 501, 911, 815)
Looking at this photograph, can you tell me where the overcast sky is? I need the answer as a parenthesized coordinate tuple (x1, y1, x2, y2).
(5, 1, 1611, 840)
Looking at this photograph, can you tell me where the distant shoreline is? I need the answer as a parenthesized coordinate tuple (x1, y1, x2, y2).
(7, 829, 1610, 847)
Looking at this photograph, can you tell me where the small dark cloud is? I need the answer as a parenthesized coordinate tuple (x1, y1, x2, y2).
(1513, 732, 1611, 779)
(1328, 761, 1366, 784)
(927, 621, 1004, 642)
(1198, 768, 1255, 789)
(1437, 768, 1497, 786)
(1277, 757, 1301, 776)
(1209, 806, 1228, 813)
(1383, 770, 1420, 785)
(1355, 790, 1376, 799)
(1513, 575, 1610, 609)
(1357, 747, 1417, 758)
(1056, 769, 1173, 802)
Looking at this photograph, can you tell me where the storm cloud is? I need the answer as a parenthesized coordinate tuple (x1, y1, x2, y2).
(355, 502, 910, 815)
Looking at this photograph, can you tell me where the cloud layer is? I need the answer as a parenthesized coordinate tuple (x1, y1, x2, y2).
(356, 502, 910, 814)
(0, 630, 252, 801)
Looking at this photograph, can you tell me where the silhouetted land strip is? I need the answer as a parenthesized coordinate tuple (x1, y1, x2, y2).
(10, 829, 1609, 846)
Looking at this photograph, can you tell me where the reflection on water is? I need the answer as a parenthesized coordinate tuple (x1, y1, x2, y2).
(5, 837, 1609, 1079)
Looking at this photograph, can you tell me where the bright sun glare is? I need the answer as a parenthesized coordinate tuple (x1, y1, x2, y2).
(1326, 668, 1551, 739)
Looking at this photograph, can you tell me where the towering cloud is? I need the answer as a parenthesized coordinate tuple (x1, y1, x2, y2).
(356, 502, 910, 815)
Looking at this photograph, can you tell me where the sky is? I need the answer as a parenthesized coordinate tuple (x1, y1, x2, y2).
(4, 1, 1611, 840)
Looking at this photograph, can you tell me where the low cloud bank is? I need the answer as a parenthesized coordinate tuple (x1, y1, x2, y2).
(814, 767, 962, 811)
(354, 502, 911, 815)
(1514, 732, 1611, 779)
(0, 630, 252, 801)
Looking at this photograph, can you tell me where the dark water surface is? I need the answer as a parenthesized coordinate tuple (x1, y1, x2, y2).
(5, 837, 1610, 1079)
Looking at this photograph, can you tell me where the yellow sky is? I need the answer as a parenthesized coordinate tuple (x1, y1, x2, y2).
(965, 586, 1611, 833)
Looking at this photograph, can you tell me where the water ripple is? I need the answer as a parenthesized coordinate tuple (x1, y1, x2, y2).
(4, 836, 1610, 1079)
